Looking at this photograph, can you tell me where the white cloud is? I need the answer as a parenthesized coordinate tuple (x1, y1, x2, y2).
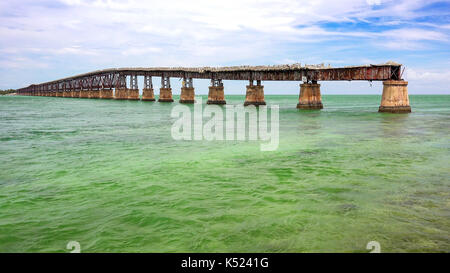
(55, 46, 99, 56)
(0, 0, 449, 92)
(405, 68, 450, 82)
(366, 0, 381, 5)
(0, 57, 49, 69)
(122, 47, 161, 56)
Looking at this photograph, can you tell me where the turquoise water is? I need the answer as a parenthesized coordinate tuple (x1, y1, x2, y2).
(0, 95, 449, 252)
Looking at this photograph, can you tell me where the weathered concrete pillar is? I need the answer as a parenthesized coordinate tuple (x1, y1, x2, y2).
(100, 89, 113, 99)
(126, 75, 139, 100)
(56, 91, 63, 97)
(207, 86, 226, 104)
(63, 90, 70, 97)
(158, 76, 173, 102)
(115, 88, 128, 100)
(158, 88, 173, 102)
(297, 83, 323, 109)
(379, 80, 411, 113)
(80, 89, 89, 98)
(72, 90, 80, 98)
(179, 77, 195, 103)
(207, 79, 226, 104)
(142, 88, 155, 101)
(127, 89, 140, 100)
(89, 89, 100, 99)
(244, 80, 265, 106)
(142, 76, 155, 101)
(179, 87, 195, 103)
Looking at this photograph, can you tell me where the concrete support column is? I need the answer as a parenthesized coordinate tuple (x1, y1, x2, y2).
(244, 80, 265, 106)
(207, 86, 226, 104)
(379, 80, 411, 113)
(207, 79, 226, 104)
(142, 75, 155, 101)
(114, 88, 128, 100)
(159, 76, 173, 102)
(180, 77, 194, 103)
(180, 87, 195, 103)
(89, 89, 100, 99)
(72, 90, 80, 98)
(127, 75, 139, 100)
(127, 89, 140, 100)
(142, 88, 155, 101)
(297, 83, 323, 109)
(159, 88, 173, 102)
(56, 91, 63, 97)
(100, 89, 113, 99)
(80, 89, 89, 98)
(63, 90, 71, 97)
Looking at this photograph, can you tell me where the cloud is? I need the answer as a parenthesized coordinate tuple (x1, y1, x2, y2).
(0, 56, 49, 69)
(405, 68, 450, 82)
(121, 47, 161, 56)
(0, 0, 449, 93)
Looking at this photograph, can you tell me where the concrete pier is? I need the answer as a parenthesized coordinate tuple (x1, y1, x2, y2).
(100, 89, 114, 99)
(379, 80, 411, 113)
(80, 90, 90, 98)
(89, 89, 100, 99)
(297, 83, 323, 109)
(142, 88, 155, 101)
(127, 89, 140, 100)
(72, 90, 80, 98)
(244, 81, 265, 106)
(207, 86, 226, 104)
(179, 87, 195, 103)
(115, 88, 128, 100)
(158, 88, 173, 102)
(63, 91, 71, 97)
(56, 91, 63, 97)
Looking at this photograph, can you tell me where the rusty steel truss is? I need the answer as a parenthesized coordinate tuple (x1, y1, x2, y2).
(16, 63, 403, 94)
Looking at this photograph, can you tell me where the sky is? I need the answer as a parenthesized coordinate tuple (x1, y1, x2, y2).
(1, 0, 449, 94)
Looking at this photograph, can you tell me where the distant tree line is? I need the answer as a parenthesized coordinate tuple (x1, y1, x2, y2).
(0, 89, 16, 95)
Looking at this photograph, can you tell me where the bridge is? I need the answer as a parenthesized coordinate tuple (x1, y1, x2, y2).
(16, 62, 411, 113)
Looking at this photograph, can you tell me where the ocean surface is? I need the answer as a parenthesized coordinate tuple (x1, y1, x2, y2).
(0, 94, 449, 252)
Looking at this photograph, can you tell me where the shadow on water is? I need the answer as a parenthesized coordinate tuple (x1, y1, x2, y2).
(378, 113, 411, 138)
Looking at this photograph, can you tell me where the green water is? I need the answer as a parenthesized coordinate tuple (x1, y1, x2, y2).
(0, 95, 449, 253)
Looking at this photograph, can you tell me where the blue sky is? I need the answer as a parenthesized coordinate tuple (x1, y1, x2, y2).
(1, 0, 449, 94)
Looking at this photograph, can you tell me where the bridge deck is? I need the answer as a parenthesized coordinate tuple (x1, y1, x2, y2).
(17, 62, 403, 93)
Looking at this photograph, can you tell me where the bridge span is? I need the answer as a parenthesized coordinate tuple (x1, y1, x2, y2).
(16, 62, 411, 113)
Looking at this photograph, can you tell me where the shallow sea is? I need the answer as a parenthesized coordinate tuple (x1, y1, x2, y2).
(0, 95, 449, 252)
